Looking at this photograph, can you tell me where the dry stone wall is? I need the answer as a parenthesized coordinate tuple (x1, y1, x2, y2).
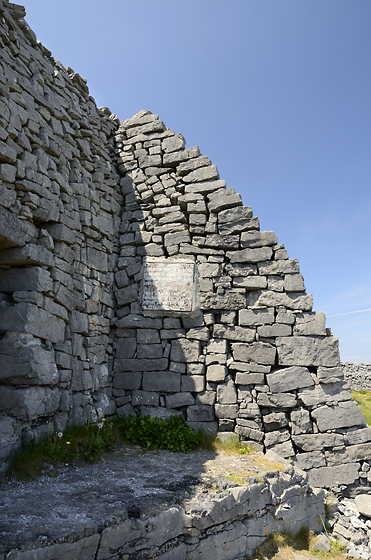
(0, 0, 122, 465)
(1, 0, 371, 493)
(343, 362, 371, 391)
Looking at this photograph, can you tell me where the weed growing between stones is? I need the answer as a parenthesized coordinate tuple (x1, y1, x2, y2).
(245, 527, 348, 559)
(6, 416, 125, 481)
(122, 415, 202, 453)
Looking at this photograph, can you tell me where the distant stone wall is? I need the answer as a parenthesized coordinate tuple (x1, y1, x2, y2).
(1, 0, 371, 492)
(343, 362, 371, 391)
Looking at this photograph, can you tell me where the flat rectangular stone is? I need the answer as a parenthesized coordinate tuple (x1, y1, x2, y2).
(308, 463, 360, 488)
(293, 433, 345, 452)
(266, 366, 314, 393)
(227, 247, 273, 264)
(213, 324, 255, 343)
(240, 231, 277, 248)
(0, 303, 65, 343)
(142, 371, 181, 392)
(311, 401, 366, 431)
(184, 179, 226, 195)
(0, 244, 53, 267)
(0, 267, 52, 292)
(113, 371, 142, 390)
(232, 342, 276, 365)
(115, 358, 168, 372)
(276, 336, 340, 367)
(239, 308, 275, 326)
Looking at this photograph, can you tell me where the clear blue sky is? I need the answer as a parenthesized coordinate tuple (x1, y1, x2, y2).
(24, 0, 371, 363)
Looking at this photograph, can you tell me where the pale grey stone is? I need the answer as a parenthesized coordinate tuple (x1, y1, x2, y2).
(293, 433, 345, 452)
(317, 366, 344, 384)
(132, 390, 159, 406)
(217, 380, 237, 404)
(290, 409, 312, 435)
(232, 276, 267, 289)
(295, 451, 326, 471)
(214, 404, 239, 419)
(239, 308, 275, 326)
(0, 303, 65, 343)
(312, 401, 366, 431)
(266, 366, 314, 393)
(207, 188, 242, 213)
(184, 179, 226, 195)
(264, 429, 290, 447)
(257, 392, 297, 409)
(213, 324, 255, 342)
(166, 392, 195, 408)
(235, 372, 265, 385)
(207, 339, 228, 353)
(263, 412, 288, 430)
(0, 386, 59, 420)
(308, 463, 360, 488)
(218, 205, 253, 224)
(255, 291, 313, 311)
(177, 155, 211, 175)
(355, 495, 371, 518)
(199, 291, 246, 310)
(170, 339, 200, 363)
(227, 247, 273, 264)
(276, 336, 340, 367)
(232, 342, 276, 365)
(183, 164, 219, 183)
(257, 324, 292, 337)
(240, 231, 277, 247)
(207, 365, 227, 382)
(293, 312, 326, 336)
(181, 375, 205, 392)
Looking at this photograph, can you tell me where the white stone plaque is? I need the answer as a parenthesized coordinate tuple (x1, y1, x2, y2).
(141, 258, 197, 313)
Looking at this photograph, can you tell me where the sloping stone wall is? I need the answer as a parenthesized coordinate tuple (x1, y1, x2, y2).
(0, 0, 371, 492)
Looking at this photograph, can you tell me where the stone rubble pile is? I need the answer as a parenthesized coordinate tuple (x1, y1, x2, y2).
(343, 362, 371, 391)
(327, 492, 371, 559)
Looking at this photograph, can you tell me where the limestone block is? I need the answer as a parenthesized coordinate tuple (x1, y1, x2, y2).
(240, 231, 277, 248)
(227, 247, 273, 264)
(115, 358, 168, 372)
(215, 404, 239, 419)
(266, 366, 314, 393)
(181, 375, 205, 392)
(263, 412, 288, 431)
(207, 339, 228, 354)
(258, 324, 292, 337)
(326, 442, 371, 466)
(355, 495, 371, 519)
(115, 337, 137, 358)
(217, 380, 237, 404)
(213, 324, 255, 343)
(235, 424, 264, 442)
(183, 164, 219, 183)
(0, 244, 53, 267)
(184, 179, 226, 195)
(293, 312, 326, 336)
(114, 371, 142, 391)
(311, 401, 366, 431)
(0, 332, 58, 385)
(187, 405, 215, 422)
(257, 392, 297, 409)
(255, 291, 313, 311)
(142, 371, 181, 392)
(204, 234, 239, 249)
(207, 187, 242, 213)
(115, 284, 138, 306)
(132, 390, 159, 407)
(218, 205, 253, 224)
(235, 372, 265, 385)
(239, 308, 275, 326)
(276, 310, 295, 324)
(207, 364, 227, 383)
(266, 439, 294, 458)
(0, 386, 59, 420)
(177, 155, 211, 175)
(294, 451, 326, 470)
(317, 366, 344, 384)
(200, 291, 246, 310)
(166, 392, 195, 408)
(292, 433, 345, 452)
(276, 336, 340, 367)
(0, 267, 53, 292)
(163, 146, 201, 166)
(345, 428, 371, 445)
(290, 409, 312, 435)
(196, 391, 216, 406)
(233, 276, 267, 289)
(232, 342, 276, 365)
(264, 429, 290, 447)
(162, 134, 186, 154)
(116, 314, 162, 329)
(137, 343, 163, 359)
(308, 463, 360, 488)
(170, 339, 200, 363)
(258, 259, 301, 275)
(0, 303, 65, 343)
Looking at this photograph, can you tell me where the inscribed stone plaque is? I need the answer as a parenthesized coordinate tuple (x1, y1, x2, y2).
(141, 259, 196, 313)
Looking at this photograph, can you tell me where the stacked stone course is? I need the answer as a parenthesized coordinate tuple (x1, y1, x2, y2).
(0, 0, 122, 464)
(1, 0, 371, 494)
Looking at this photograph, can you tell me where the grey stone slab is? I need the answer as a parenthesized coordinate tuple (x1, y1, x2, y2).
(345, 428, 371, 445)
(115, 358, 168, 372)
(292, 433, 345, 452)
(294, 451, 326, 471)
(257, 324, 292, 337)
(218, 206, 253, 224)
(116, 314, 163, 329)
(204, 234, 239, 249)
(308, 463, 360, 488)
(177, 155, 211, 174)
(214, 404, 239, 419)
(239, 308, 275, 326)
(162, 146, 201, 166)
(206, 364, 227, 382)
(137, 329, 161, 344)
(235, 372, 265, 385)
(181, 375, 205, 392)
(213, 324, 255, 343)
(170, 339, 200, 363)
(0, 244, 53, 267)
(218, 217, 260, 236)
(184, 179, 226, 195)
(240, 231, 277, 248)
(183, 164, 219, 183)
(293, 312, 326, 336)
(0, 303, 65, 343)
(200, 292, 246, 311)
(227, 247, 273, 264)
(257, 392, 297, 409)
(166, 392, 195, 408)
(311, 402, 366, 431)
(142, 371, 181, 392)
(355, 495, 371, 518)
(290, 409, 312, 435)
(231, 342, 276, 365)
(137, 343, 163, 359)
(317, 366, 344, 384)
(0, 266, 52, 292)
(113, 371, 142, 390)
(326, 442, 371, 466)
(255, 291, 313, 311)
(132, 390, 159, 407)
(263, 412, 288, 430)
(232, 276, 267, 289)
(276, 336, 340, 367)
(187, 405, 215, 422)
(0, 386, 60, 420)
(266, 366, 314, 393)
(207, 188, 242, 212)
(217, 380, 237, 404)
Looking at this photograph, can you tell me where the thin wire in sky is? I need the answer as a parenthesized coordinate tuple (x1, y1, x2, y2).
(327, 308, 371, 318)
